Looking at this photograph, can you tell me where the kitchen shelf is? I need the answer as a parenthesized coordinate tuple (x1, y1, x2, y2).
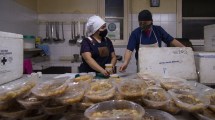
(24, 48, 42, 52)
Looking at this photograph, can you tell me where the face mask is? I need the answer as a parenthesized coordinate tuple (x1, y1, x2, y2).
(140, 23, 152, 31)
(99, 29, 108, 38)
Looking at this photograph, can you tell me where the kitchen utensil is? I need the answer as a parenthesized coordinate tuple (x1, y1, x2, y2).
(69, 22, 77, 44)
(54, 22, 61, 42)
(61, 22, 65, 41)
(50, 22, 57, 41)
(43, 22, 50, 42)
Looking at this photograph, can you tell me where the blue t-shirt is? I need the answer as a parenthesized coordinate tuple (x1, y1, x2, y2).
(127, 25, 174, 60)
(79, 37, 115, 73)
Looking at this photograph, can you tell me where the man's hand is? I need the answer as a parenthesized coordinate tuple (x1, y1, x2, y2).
(119, 63, 128, 72)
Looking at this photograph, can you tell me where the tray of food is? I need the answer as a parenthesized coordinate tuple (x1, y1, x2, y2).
(84, 100, 145, 120)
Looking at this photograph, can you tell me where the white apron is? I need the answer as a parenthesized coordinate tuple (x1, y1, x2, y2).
(137, 29, 158, 72)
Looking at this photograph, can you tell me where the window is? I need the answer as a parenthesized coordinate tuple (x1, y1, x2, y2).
(181, 0, 215, 40)
(98, 0, 130, 45)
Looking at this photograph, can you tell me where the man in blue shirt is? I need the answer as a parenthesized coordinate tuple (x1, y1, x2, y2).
(119, 10, 184, 72)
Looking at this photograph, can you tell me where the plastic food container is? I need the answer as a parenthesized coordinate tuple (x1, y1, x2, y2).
(23, 109, 48, 120)
(168, 89, 209, 112)
(73, 75, 93, 83)
(43, 99, 68, 115)
(0, 102, 27, 119)
(205, 89, 215, 112)
(85, 80, 115, 102)
(142, 86, 171, 109)
(57, 82, 85, 105)
(143, 109, 177, 120)
(17, 92, 46, 109)
(64, 112, 88, 120)
(160, 99, 181, 114)
(117, 79, 148, 100)
(84, 100, 145, 120)
(0, 76, 37, 102)
(31, 77, 69, 99)
(160, 76, 188, 90)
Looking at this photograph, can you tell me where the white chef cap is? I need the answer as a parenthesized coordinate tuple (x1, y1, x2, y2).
(86, 15, 105, 36)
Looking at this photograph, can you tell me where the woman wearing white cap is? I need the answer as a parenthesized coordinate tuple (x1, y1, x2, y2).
(79, 15, 117, 76)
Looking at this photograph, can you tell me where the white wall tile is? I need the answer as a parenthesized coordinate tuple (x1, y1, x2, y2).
(153, 14, 161, 22)
(168, 14, 176, 22)
(161, 14, 169, 22)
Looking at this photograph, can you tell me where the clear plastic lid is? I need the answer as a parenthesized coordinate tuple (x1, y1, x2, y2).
(31, 77, 69, 99)
(168, 89, 210, 112)
(117, 79, 148, 99)
(85, 80, 115, 102)
(142, 86, 171, 109)
(56, 82, 85, 105)
(84, 100, 145, 120)
(0, 75, 37, 102)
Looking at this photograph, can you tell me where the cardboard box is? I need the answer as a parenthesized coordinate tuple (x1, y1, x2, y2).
(138, 47, 197, 80)
(0, 31, 23, 84)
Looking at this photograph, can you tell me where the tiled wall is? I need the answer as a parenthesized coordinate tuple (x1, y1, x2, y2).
(38, 13, 177, 73)
(0, 0, 38, 35)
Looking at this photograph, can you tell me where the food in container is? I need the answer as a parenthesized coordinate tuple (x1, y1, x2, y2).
(143, 109, 177, 120)
(193, 108, 215, 120)
(0, 78, 36, 102)
(160, 76, 188, 90)
(57, 82, 85, 105)
(0, 102, 27, 119)
(73, 75, 93, 83)
(31, 77, 69, 98)
(17, 92, 46, 109)
(64, 112, 88, 120)
(118, 79, 148, 100)
(168, 89, 209, 112)
(0, 100, 13, 111)
(23, 109, 48, 120)
(205, 89, 215, 112)
(85, 80, 115, 102)
(84, 100, 145, 120)
(142, 86, 171, 109)
(43, 99, 67, 115)
(160, 99, 181, 114)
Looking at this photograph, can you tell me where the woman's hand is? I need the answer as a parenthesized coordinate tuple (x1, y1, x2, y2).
(100, 69, 110, 76)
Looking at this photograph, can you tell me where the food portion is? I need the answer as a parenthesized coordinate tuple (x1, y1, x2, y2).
(143, 87, 170, 108)
(73, 75, 93, 83)
(0, 81, 36, 102)
(32, 79, 68, 98)
(17, 93, 45, 109)
(118, 79, 148, 99)
(169, 89, 207, 112)
(85, 81, 115, 102)
(177, 94, 202, 105)
(91, 109, 139, 118)
(57, 83, 85, 105)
